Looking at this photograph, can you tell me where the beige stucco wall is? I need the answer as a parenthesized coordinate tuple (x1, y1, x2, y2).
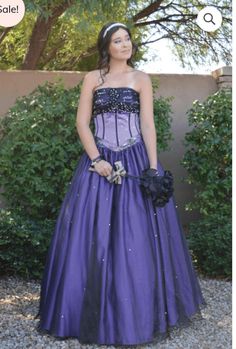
(0, 67, 232, 226)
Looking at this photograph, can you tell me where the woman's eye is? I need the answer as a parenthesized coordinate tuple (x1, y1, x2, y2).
(114, 37, 130, 44)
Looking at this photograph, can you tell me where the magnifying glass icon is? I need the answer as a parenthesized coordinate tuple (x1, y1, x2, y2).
(197, 7, 222, 32)
(203, 13, 215, 25)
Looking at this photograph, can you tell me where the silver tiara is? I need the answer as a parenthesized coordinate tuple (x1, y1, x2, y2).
(103, 23, 127, 38)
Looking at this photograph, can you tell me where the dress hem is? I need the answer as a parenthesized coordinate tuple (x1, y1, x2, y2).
(35, 301, 207, 347)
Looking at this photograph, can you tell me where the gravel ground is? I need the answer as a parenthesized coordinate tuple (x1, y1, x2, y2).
(0, 275, 231, 349)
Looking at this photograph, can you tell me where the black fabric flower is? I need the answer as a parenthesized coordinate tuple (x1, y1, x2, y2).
(139, 168, 174, 207)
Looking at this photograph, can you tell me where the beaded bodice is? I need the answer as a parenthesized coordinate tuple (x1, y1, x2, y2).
(92, 87, 142, 151)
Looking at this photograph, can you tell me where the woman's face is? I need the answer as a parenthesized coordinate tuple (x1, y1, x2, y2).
(108, 28, 132, 60)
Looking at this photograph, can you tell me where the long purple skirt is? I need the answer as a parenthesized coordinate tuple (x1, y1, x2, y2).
(37, 138, 207, 346)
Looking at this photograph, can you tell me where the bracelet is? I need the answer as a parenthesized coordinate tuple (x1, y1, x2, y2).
(90, 155, 103, 168)
(148, 168, 160, 176)
(92, 155, 102, 162)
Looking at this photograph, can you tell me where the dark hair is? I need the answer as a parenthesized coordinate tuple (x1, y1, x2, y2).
(93, 22, 138, 92)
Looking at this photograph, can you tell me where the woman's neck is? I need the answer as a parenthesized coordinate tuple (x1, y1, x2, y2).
(107, 62, 133, 75)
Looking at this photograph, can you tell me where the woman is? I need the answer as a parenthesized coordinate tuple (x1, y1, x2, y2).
(36, 21, 207, 346)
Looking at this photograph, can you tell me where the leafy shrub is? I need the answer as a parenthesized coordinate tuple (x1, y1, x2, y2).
(0, 208, 55, 279)
(0, 78, 173, 220)
(187, 213, 232, 279)
(182, 88, 232, 278)
(152, 80, 174, 151)
(0, 79, 83, 219)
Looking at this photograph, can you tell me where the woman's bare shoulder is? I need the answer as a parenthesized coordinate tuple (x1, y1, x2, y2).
(85, 69, 99, 81)
(134, 69, 150, 79)
(82, 70, 101, 92)
(85, 69, 105, 87)
(133, 70, 151, 92)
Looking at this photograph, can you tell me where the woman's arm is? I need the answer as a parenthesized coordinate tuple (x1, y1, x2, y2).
(139, 73, 158, 169)
(76, 72, 101, 160)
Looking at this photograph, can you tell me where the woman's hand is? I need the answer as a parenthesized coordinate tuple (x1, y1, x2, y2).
(93, 160, 113, 177)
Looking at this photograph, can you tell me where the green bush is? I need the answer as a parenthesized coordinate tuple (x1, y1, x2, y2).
(0, 78, 173, 221)
(0, 208, 55, 279)
(152, 79, 174, 151)
(0, 79, 83, 220)
(187, 214, 232, 279)
(182, 88, 232, 278)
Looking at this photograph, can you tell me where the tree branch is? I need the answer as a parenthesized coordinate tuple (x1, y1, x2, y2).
(0, 27, 13, 45)
(21, 1, 76, 69)
(133, 0, 164, 22)
(134, 14, 197, 27)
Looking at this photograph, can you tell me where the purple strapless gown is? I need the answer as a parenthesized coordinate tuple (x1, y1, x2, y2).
(36, 87, 207, 346)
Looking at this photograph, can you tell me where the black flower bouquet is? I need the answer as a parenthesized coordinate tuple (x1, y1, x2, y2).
(92, 160, 174, 207)
(137, 167, 174, 207)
